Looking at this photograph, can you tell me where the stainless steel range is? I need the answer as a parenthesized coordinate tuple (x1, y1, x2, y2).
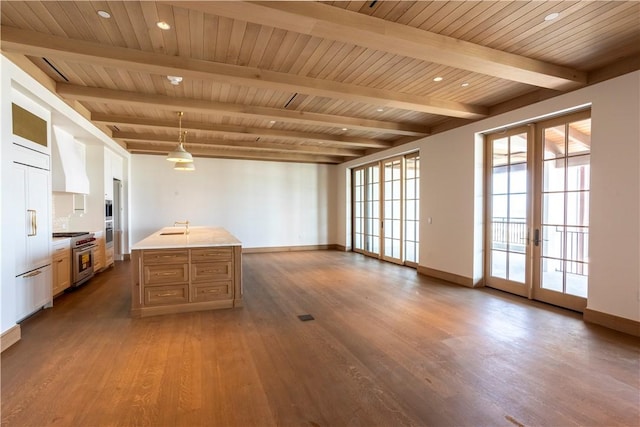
(52, 232, 96, 287)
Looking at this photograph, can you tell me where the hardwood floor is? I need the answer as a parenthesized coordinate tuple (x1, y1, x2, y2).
(2, 251, 639, 426)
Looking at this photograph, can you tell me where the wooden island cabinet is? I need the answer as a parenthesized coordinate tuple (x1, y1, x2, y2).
(131, 227, 242, 318)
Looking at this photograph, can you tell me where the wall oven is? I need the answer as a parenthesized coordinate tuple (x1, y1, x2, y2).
(105, 220, 114, 248)
(105, 200, 113, 220)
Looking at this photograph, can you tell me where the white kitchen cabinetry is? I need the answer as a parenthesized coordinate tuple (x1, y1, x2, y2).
(104, 149, 113, 200)
(12, 146, 52, 321)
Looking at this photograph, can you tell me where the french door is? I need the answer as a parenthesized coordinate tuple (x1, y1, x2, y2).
(486, 110, 591, 312)
(353, 153, 419, 266)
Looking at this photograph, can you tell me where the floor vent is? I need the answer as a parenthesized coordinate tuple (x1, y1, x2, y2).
(297, 314, 315, 322)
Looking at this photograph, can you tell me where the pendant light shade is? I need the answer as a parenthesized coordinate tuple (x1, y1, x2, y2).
(174, 161, 196, 171)
(167, 112, 195, 164)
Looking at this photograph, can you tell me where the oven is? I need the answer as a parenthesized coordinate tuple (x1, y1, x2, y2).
(73, 242, 96, 287)
(54, 232, 97, 287)
(105, 200, 113, 220)
(105, 220, 114, 248)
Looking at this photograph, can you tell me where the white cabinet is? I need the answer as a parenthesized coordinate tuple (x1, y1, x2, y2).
(16, 265, 51, 321)
(104, 149, 113, 200)
(13, 159, 51, 274)
(12, 145, 52, 321)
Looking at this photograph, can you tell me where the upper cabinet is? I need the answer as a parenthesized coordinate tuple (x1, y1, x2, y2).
(51, 126, 90, 194)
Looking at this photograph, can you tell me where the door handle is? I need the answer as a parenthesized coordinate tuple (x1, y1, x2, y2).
(533, 228, 540, 246)
(27, 210, 36, 236)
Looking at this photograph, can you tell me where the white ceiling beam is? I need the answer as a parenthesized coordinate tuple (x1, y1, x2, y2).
(0, 26, 486, 119)
(172, 1, 587, 90)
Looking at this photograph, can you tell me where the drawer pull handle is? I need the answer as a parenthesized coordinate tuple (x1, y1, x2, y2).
(57, 259, 64, 263)
(23, 270, 42, 278)
(158, 272, 178, 276)
(205, 289, 221, 293)
(157, 292, 178, 297)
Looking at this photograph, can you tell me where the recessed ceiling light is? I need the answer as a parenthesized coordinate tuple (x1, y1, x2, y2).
(341, 128, 348, 131)
(167, 75, 183, 85)
(376, 108, 384, 112)
(97, 10, 111, 19)
(157, 21, 171, 30)
(269, 120, 276, 124)
(544, 12, 560, 21)
(461, 82, 470, 88)
(433, 76, 443, 82)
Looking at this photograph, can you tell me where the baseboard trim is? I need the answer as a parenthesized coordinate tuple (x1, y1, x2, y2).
(122, 254, 131, 261)
(584, 308, 640, 337)
(1, 324, 21, 353)
(417, 266, 478, 288)
(243, 244, 338, 254)
(335, 244, 349, 252)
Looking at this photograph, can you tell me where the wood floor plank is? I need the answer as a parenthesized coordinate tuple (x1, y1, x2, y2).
(2, 251, 639, 426)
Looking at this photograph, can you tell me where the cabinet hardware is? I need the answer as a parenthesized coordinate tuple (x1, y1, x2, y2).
(157, 292, 177, 297)
(23, 270, 42, 278)
(158, 272, 178, 276)
(27, 209, 37, 236)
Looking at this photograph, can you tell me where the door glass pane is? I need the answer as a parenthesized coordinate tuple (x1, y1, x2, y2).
(491, 250, 507, 279)
(492, 165, 508, 194)
(566, 263, 588, 297)
(567, 119, 591, 156)
(492, 137, 509, 166)
(566, 155, 590, 191)
(544, 126, 565, 159)
(543, 159, 565, 192)
(542, 193, 564, 225)
(509, 253, 526, 283)
(542, 225, 563, 259)
(510, 163, 527, 194)
(566, 192, 589, 226)
(541, 258, 563, 292)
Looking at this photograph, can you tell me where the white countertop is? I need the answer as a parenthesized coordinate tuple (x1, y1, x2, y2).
(132, 226, 242, 250)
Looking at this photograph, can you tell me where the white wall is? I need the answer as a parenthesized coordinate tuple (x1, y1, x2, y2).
(336, 71, 640, 322)
(130, 155, 335, 249)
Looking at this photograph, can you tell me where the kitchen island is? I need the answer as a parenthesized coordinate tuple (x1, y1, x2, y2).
(131, 227, 242, 317)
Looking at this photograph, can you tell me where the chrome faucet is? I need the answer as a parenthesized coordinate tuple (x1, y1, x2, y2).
(174, 220, 190, 235)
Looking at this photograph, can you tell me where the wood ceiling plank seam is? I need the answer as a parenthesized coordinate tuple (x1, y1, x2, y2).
(257, 28, 288, 71)
(173, 5, 192, 58)
(106, 1, 143, 50)
(296, 38, 334, 76)
(339, 49, 388, 85)
(330, 45, 371, 83)
(317, 44, 365, 83)
(314, 43, 361, 81)
(21, 1, 68, 37)
(287, 35, 323, 75)
(470, 2, 554, 49)
(268, 31, 304, 73)
(448, 1, 510, 40)
(439, 2, 495, 38)
(41, 2, 89, 41)
(237, 22, 263, 67)
(398, 1, 444, 30)
(188, 8, 206, 61)
(202, 14, 218, 61)
(374, 1, 420, 24)
(501, 2, 610, 58)
(304, 40, 347, 79)
(246, 25, 275, 68)
(138, 2, 166, 54)
(71, 2, 112, 44)
(1, 3, 33, 31)
(346, 1, 368, 13)
(375, 58, 431, 93)
(459, 1, 540, 45)
(157, 3, 178, 56)
(226, 18, 248, 64)
(426, 1, 479, 35)
(358, 53, 412, 90)
(515, 5, 640, 63)
(121, 1, 155, 52)
(412, 1, 461, 33)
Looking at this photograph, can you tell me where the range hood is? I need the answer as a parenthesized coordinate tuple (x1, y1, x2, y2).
(52, 125, 90, 194)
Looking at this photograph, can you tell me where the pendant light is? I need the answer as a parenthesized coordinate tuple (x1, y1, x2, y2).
(174, 161, 195, 171)
(167, 112, 194, 163)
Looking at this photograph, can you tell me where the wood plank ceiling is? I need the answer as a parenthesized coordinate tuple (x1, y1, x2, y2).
(1, 1, 639, 164)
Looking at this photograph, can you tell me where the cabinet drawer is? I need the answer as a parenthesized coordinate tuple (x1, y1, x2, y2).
(145, 285, 189, 306)
(144, 264, 189, 285)
(191, 262, 232, 282)
(143, 250, 189, 265)
(191, 247, 232, 262)
(192, 281, 232, 302)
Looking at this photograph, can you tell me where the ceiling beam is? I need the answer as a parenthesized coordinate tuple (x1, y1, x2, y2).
(173, 1, 587, 90)
(127, 144, 342, 164)
(57, 84, 429, 136)
(115, 132, 362, 157)
(0, 26, 486, 119)
(92, 113, 393, 149)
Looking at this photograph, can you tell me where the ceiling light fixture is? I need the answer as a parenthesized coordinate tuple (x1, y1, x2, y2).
(341, 127, 348, 131)
(174, 162, 195, 171)
(461, 82, 470, 87)
(544, 12, 560, 21)
(97, 10, 111, 19)
(433, 76, 444, 82)
(157, 21, 171, 30)
(167, 75, 183, 85)
(167, 112, 194, 165)
(376, 108, 384, 112)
